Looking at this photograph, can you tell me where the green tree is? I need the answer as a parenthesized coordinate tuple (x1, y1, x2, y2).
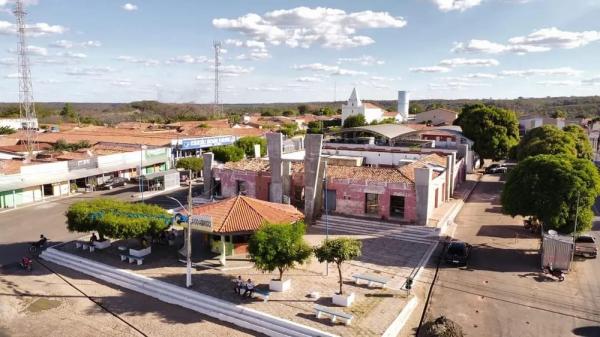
(235, 136, 267, 157)
(176, 157, 204, 178)
(314, 238, 362, 294)
(0, 126, 16, 135)
(228, 114, 241, 125)
(248, 222, 312, 281)
(454, 104, 520, 162)
(501, 154, 600, 233)
(282, 110, 296, 117)
(421, 316, 464, 337)
(515, 125, 577, 161)
(60, 103, 76, 121)
(551, 110, 567, 119)
(52, 139, 91, 151)
(66, 198, 171, 242)
(211, 145, 244, 163)
(563, 124, 593, 160)
(409, 102, 425, 114)
(279, 123, 299, 137)
(307, 121, 323, 134)
(297, 105, 308, 115)
(342, 114, 366, 128)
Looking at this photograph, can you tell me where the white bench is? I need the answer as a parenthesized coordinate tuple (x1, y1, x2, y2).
(93, 240, 111, 250)
(352, 274, 390, 288)
(75, 241, 95, 252)
(314, 304, 353, 325)
(120, 254, 144, 265)
(253, 289, 270, 303)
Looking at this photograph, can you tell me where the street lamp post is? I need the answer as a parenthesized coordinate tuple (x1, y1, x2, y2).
(323, 160, 329, 276)
(139, 145, 147, 202)
(167, 170, 193, 288)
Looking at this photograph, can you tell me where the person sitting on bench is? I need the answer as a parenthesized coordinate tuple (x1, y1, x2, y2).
(243, 279, 255, 298)
(89, 233, 98, 243)
(234, 275, 243, 295)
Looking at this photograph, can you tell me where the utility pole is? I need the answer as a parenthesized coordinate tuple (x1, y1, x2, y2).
(323, 160, 329, 276)
(14, 0, 37, 160)
(186, 169, 193, 287)
(571, 191, 580, 266)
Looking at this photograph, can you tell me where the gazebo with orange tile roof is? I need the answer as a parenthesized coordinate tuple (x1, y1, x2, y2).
(190, 195, 304, 265)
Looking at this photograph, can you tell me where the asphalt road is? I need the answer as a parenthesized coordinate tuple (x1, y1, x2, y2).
(0, 184, 200, 266)
(424, 174, 600, 337)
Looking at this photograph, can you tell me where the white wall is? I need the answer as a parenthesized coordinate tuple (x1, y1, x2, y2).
(363, 107, 384, 124)
(322, 148, 424, 166)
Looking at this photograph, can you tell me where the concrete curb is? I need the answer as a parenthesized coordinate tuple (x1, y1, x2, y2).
(382, 297, 418, 337)
(437, 174, 482, 236)
(40, 247, 337, 337)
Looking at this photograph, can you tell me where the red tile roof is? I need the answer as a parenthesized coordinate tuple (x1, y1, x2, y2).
(192, 195, 304, 234)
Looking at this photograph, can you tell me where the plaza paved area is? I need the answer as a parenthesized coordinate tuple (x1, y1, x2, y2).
(55, 221, 435, 337)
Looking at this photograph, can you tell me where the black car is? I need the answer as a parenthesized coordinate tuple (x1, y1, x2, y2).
(485, 163, 507, 174)
(99, 177, 128, 190)
(445, 241, 472, 266)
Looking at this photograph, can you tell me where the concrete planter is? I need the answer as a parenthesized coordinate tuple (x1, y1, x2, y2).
(93, 240, 111, 250)
(129, 246, 151, 257)
(269, 279, 291, 292)
(332, 292, 355, 307)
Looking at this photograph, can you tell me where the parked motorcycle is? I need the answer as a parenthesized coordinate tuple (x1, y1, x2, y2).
(543, 267, 565, 281)
(20, 256, 32, 271)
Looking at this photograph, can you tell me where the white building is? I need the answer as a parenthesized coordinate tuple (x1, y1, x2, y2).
(341, 88, 384, 125)
(0, 118, 38, 130)
(519, 116, 565, 133)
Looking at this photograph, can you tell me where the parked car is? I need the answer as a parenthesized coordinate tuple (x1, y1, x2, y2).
(485, 163, 507, 174)
(575, 235, 597, 258)
(99, 177, 128, 190)
(445, 241, 472, 266)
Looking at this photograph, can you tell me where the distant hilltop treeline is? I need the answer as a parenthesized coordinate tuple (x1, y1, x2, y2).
(1, 95, 599, 125)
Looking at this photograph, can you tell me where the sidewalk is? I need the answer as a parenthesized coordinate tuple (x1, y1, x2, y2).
(427, 173, 482, 233)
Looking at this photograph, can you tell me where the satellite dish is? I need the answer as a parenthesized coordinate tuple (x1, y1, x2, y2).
(548, 230, 558, 236)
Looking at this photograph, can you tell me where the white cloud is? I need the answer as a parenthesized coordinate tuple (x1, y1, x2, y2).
(58, 51, 87, 59)
(81, 40, 102, 48)
(50, 39, 73, 49)
(430, 0, 483, 12)
(536, 80, 580, 86)
(293, 62, 367, 76)
(454, 28, 600, 55)
(0, 57, 14, 65)
(337, 55, 384, 66)
(4, 73, 18, 79)
(247, 86, 282, 91)
(429, 81, 491, 90)
(213, 7, 406, 49)
(582, 77, 600, 86)
(218, 64, 254, 76)
(0, 20, 66, 36)
(235, 51, 271, 61)
(166, 55, 209, 64)
(464, 72, 497, 79)
(296, 76, 323, 82)
(7, 45, 47, 56)
(499, 67, 582, 77)
(122, 3, 137, 11)
(117, 55, 160, 66)
(439, 57, 499, 67)
(226, 38, 271, 61)
(409, 66, 451, 73)
(195, 74, 212, 80)
(111, 79, 132, 87)
(66, 66, 114, 76)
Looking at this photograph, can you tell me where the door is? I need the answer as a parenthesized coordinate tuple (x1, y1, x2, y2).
(325, 189, 336, 212)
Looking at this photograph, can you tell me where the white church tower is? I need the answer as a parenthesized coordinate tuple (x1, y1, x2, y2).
(341, 88, 383, 125)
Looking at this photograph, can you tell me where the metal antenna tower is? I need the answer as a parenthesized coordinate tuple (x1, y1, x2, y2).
(213, 40, 221, 116)
(14, 0, 37, 159)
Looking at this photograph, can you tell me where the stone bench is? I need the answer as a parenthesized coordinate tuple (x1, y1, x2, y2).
(314, 304, 353, 325)
(253, 289, 270, 303)
(93, 240, 111, 250)
(120, 254, 145, 265)
(75, 241, 95, 252)
(352, 273, 390, 288)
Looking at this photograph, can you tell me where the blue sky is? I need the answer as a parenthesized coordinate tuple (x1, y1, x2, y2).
(1, 0, 600, 103)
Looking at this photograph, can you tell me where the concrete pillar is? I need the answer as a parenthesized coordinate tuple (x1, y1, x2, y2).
(415, 167, 433, 226)
(254, 144, 261, 158)
(449, 153, 456, 196)
(267, 133, 283, 203)
(458, 144, 473, 173)
(219, 235, 227, 266)
(445, 155, 453, 201)
(12, 189, 16, 209)
(304, 134, 323, 224)
(202, 152, 214, 196)
(282, 160, 291, 203)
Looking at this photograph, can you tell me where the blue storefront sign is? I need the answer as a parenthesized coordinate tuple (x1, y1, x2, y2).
(179, 136, 235, 150)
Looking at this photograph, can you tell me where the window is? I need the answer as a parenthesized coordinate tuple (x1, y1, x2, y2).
(236, 180, 247, 195)
(390, 196, 405, 218)
(292, 186, 305, 209)
(365, 193, 379, 215)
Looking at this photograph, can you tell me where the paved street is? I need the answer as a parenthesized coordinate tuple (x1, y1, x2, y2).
(422, 174, 600, 337)
(0, 184, 257, 337)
